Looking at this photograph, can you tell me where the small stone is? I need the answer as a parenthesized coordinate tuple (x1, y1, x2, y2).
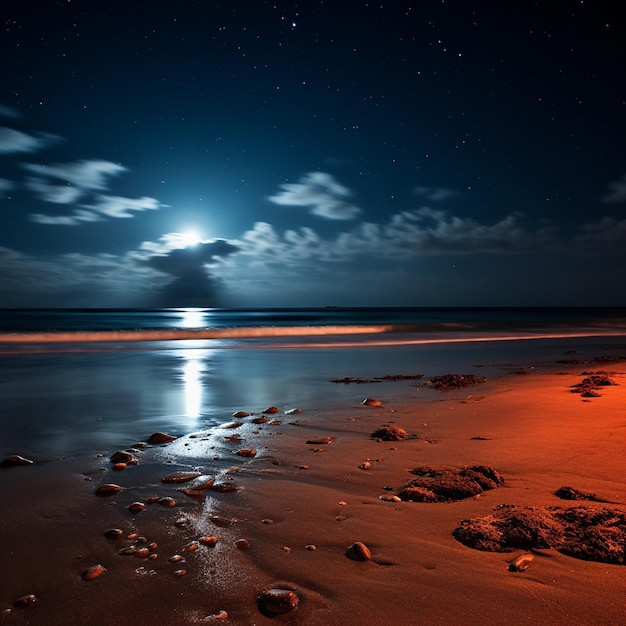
(146, 496, 160, 504)
(183, 541, 200, 552)
(161, 471, 202, 484)
(110, 450, 136, 464)
(211, 483, 238, 493)
(112, 463, 127, 471)
(305, 544, 317, 551)
(95, 484, 123, 496)
(282, 546, 292, 553)
(82, 564, 106, 580)
(257, 588, 300, 616)
(378, 494, 401, 502)
(306, 436, 336, 445)
(128, 502, 145, 513)
(508, 553, 534, 572)
(13, 594, 37, 608)
(1, 455, 34, 468)
(233, 411, 250, 418)
(205, 609, 228, 621)
(235, 538, 251, 550)
(181, 488, 207, 498)
(261, 518, 274, 524)
(362, 398, 382, 407)
(199, 536, 218, 547)
(104, 528, 124, 539)
(147, 432, 177, 444)
(174, 517, 189, 527)
(134, 547, 151, 558)
(251, 416, 268, 424)
(284, 408, 302, 415)
(158, 497, 176, 507)
(169, 554, 184, 562)
(191, 478, 216, 490)
(359, 461, 372, 470)
(346, 541, 372, 561)
(210, 515, 235, 527)
(174, 569, 187, 577)
(119, 546, 137, 555)
(236, 448, 257, 457)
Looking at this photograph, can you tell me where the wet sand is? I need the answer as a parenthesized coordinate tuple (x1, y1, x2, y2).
(1, 359, 625, 625)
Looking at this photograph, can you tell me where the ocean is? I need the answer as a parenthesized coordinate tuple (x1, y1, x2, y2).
(1, 307, 625, 460)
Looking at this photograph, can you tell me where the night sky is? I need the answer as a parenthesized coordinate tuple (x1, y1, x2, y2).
(1, 1, 625, 308)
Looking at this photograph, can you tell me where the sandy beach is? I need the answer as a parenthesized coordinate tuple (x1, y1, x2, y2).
(1, 356, 625, 625)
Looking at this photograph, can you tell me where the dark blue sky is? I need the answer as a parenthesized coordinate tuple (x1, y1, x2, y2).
(1, 0, 625, 307)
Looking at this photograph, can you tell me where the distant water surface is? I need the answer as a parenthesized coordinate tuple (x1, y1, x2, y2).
(1, 307, 625, 460)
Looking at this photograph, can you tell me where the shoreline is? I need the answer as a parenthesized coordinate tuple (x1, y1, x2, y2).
(1, 357, 625, 624)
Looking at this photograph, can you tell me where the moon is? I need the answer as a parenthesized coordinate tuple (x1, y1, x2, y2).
(180, 230, 202, 247)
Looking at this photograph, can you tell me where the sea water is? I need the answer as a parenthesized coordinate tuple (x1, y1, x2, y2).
(1, 307, 625, 459)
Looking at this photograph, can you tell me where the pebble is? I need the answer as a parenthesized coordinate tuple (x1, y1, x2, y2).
(13, 594, 37, 608)
(110, 450, 136, 464)
(359, 461, 372, 470)
(183, 541, 200, 552)
(257, 588, 300, 616)
(205, 609, 228, 621)
(236, 448, 257, 457)
(282, 546, 292, 553)
(174, 569, 187, 577)
(134, 547, 151, 558)
(346, 541, 372, 561)
(82, 564, 106, 581)
(378, 494, 402, 502)
(284, 408, 302, 415)
(104, 528, 124, 539)
(199, 535, 218, 547)
(508, 553, 534, 572)
(211, 515, 236, 527)
(261, 518, 274, 524)
(112, 463, 127, 471)
(263, 406, 280, 414)
(191, 478, 216, 490)
(232, 411, 250, 418)
(211, 483, 238, 493)
(1, 455, 34, 468)
(174, 517, 189, 527)
(119, 547, 137, 556)
(95, 484, 123, 496)
(235, 538, 251, 550)
(305, 544, 317, 551)
(306, 436, 336, 445)
(362, 398, 382, 407)
(158, 496, 176, 507)
(128, 502, 145, 513)
(147, 432, 177, 444)
(161, 471, 202, 484)
(251, 416, 268, 424)
(169, 554, 184, 563)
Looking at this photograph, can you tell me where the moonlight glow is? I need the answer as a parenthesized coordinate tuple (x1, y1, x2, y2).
(180, 230, 203, 247)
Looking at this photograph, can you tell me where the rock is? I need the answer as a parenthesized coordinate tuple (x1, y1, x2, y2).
(13, 594, 37, 608)
(257, 588, 300, 616)
(128, 502, 145, 513)
(263, 406, 280, 414)
(110, 450, 136, 464)
(424, 374, 487, 390)
(306, 436, 336, 445)
(508, 553, 534, 572)
(205, 609, 228, 621)
(370, 425, 409, 441)
(147, 432, 177, 444)
(1, 455, 34, 468)
(235, 448, 257, 457)
(251, 416, 268, 424)
(199, 536, 218, 547)
(284, 408, 302, 414)
(95, 484, 123, 496)
(235, 538, 251, 550)
(346, 541, 372, 561)
(362, 398, 382, 406)
(158, 497, 176, 507)
(104, 528, 124, 539)
(232, 411, 250, 418)
(161, 471, 202, 484)
(82, 564, 106, 581)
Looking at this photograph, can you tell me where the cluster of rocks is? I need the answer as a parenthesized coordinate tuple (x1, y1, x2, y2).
(331, 374, 424, 384)
(453, 504, 626, 565)
(424, 374, 487, 390)
(397, 465, 504, 502)
(570, 371, 618, 397)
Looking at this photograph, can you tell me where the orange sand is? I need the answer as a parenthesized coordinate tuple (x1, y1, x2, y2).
(1, 362, 625, 625)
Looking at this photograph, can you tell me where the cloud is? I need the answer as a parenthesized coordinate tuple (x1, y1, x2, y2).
(575, 216, 626, 250)
(137, 236, 241, 307)
(84, 194, 161, 218)
(22, 159, 163, 224)
(268, 171, 362, 220)
(0, 126, 52, 154)
(23, 159, 127, 197)
(413, 186, 457, 201)
(602, 174, 626, 204)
